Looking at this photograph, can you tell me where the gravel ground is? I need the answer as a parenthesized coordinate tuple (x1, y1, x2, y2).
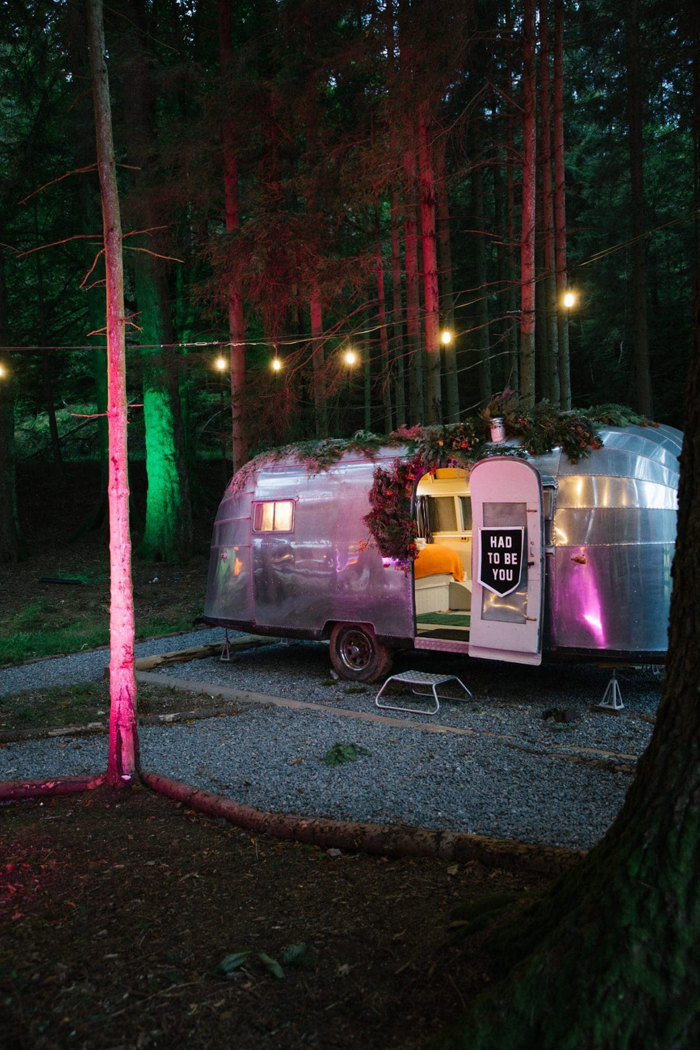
(0, 631, 663, 851)
(0, 628, 228, 698)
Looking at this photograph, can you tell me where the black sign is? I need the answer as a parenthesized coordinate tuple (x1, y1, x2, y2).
(478, 527, 525, 597)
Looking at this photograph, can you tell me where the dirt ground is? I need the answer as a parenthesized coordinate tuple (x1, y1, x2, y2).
(0, 786, 556, 1050)
(1, 462, 564, 1048)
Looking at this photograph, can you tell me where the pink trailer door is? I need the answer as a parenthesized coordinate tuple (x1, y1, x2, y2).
(468, 457, 544, 666)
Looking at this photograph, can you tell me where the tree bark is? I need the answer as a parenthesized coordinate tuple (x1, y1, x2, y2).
(86, 0, 139, 786)
(310, 285, 328, 438)
(219, 0, 247, 471)
(375, 240, 393, 433)
(439, 279, 700, 1049)
(133, 258, 192, 562)
(553, 0, 571, 408)
(121, 0, 192, 562)
(539, 0, 560, 406)
(627, 0, 654, 417)
(436, 138, 459, 423)
(472, 145, 492, 408)
(519, 0, 537, 411)
(390, 185, 407, 424)
(403, 149, 424, 423)
(418, 101, 442, 423)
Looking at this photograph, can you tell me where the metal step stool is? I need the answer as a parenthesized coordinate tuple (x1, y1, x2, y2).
(375, 670, 473, 716)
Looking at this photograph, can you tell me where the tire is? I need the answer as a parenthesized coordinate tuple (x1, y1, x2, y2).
(329, 622, 394, 683)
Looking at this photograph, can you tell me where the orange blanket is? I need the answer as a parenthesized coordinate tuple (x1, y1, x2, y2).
(414, 544, 465, 582)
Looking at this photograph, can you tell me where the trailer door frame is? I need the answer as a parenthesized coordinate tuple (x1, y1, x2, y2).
(468, 457, 544, 665)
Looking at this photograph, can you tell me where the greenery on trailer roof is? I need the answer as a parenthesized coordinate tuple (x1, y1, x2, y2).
(232, 397, 654, 491)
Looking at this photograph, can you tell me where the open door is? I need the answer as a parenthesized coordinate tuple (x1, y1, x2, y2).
(468, 457, 544, 665)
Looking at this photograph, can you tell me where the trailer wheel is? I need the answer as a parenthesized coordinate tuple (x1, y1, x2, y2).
(329, 623, 393, 683)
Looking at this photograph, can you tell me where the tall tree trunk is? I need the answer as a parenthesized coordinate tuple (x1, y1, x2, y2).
(310, 285, 328, 438)
(436, 137, 459, 423)
(472, 133, 492, 408)
(86, 0, 139, 785)
(553, 0, 571, 408)
(627, 0, 654, 417)
(0, 247, 21, 563)
(219, 0, 247, 470)
(363, 332, 372, 432)
(80, 175, 110, 532)
(539, 0, 560, 406)
(134, 261, 192, 561)
(375, 240, 393, 433)
(403, 150, 424, 423)
(418, 101, 442, 423)
(440, 277, 700, 1050)
(501, 2, 520, 393)
(121, 0, 192, 563)
(390, 185, 407, 424)
(519, 0, 537, 411)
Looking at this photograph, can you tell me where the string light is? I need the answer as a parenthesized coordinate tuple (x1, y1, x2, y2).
(214, 354, 227, 371)
(344, 348, 358, 366)
(440, 329, 453, 345)
(271, 357, 282, 372)
(563, 290, 577, 309)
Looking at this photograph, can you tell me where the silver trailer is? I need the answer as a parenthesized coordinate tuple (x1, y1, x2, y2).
(202, 423, 681, 681)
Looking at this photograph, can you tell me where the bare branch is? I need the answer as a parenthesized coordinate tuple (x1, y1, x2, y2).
(125, 245, 185, 265)
(19, 233, 102, 259)
(17, 162, 140, 206)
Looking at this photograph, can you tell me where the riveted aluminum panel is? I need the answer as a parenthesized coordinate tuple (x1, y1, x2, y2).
(531, 423, 680, 658)
(205, 449, 415, 641)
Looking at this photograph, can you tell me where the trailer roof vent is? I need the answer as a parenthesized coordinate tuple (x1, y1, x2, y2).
(489, 417, 506, 443)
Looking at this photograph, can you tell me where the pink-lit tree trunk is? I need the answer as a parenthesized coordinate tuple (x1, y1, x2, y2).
(553, 0, 571, 408)
(390, 185, 407, 424)
(436, 138, 459, 423)
(403, 148, 424, 423)
(539, 0, 560, 407)
(86, 0, 139, 785)
(519, 0, 537, 411)
(219, 0, 247, 472)
(418, 101, 442, 423)
(310, 285, 328, 438)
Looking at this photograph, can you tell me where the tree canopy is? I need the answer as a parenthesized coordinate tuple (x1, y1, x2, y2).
(0, 0, 696, 551)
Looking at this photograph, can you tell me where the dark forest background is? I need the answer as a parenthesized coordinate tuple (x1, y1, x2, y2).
(0, 0, 697, 561)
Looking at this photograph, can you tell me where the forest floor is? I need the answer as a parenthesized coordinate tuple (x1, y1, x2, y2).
(0, 462, 564, 1049)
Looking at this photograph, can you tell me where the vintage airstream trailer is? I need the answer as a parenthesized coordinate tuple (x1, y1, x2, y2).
(202, 423, 681, 681)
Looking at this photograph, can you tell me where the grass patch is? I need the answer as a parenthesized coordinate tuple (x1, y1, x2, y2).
(0, 625, 110, 666)
(0, 610, 200, 666)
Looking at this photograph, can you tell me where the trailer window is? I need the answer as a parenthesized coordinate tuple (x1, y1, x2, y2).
(428, 496, 458, 532)
(459, 496, 473, 531)
(253, 500, 295, 532)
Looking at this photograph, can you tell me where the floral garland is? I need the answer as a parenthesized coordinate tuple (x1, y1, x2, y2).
(362, 456, 426, 570)
(230, 397, 654, 567)
(359, 398, 654, 568)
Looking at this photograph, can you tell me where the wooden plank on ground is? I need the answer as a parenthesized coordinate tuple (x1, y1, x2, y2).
(134, 634, 280, 671)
